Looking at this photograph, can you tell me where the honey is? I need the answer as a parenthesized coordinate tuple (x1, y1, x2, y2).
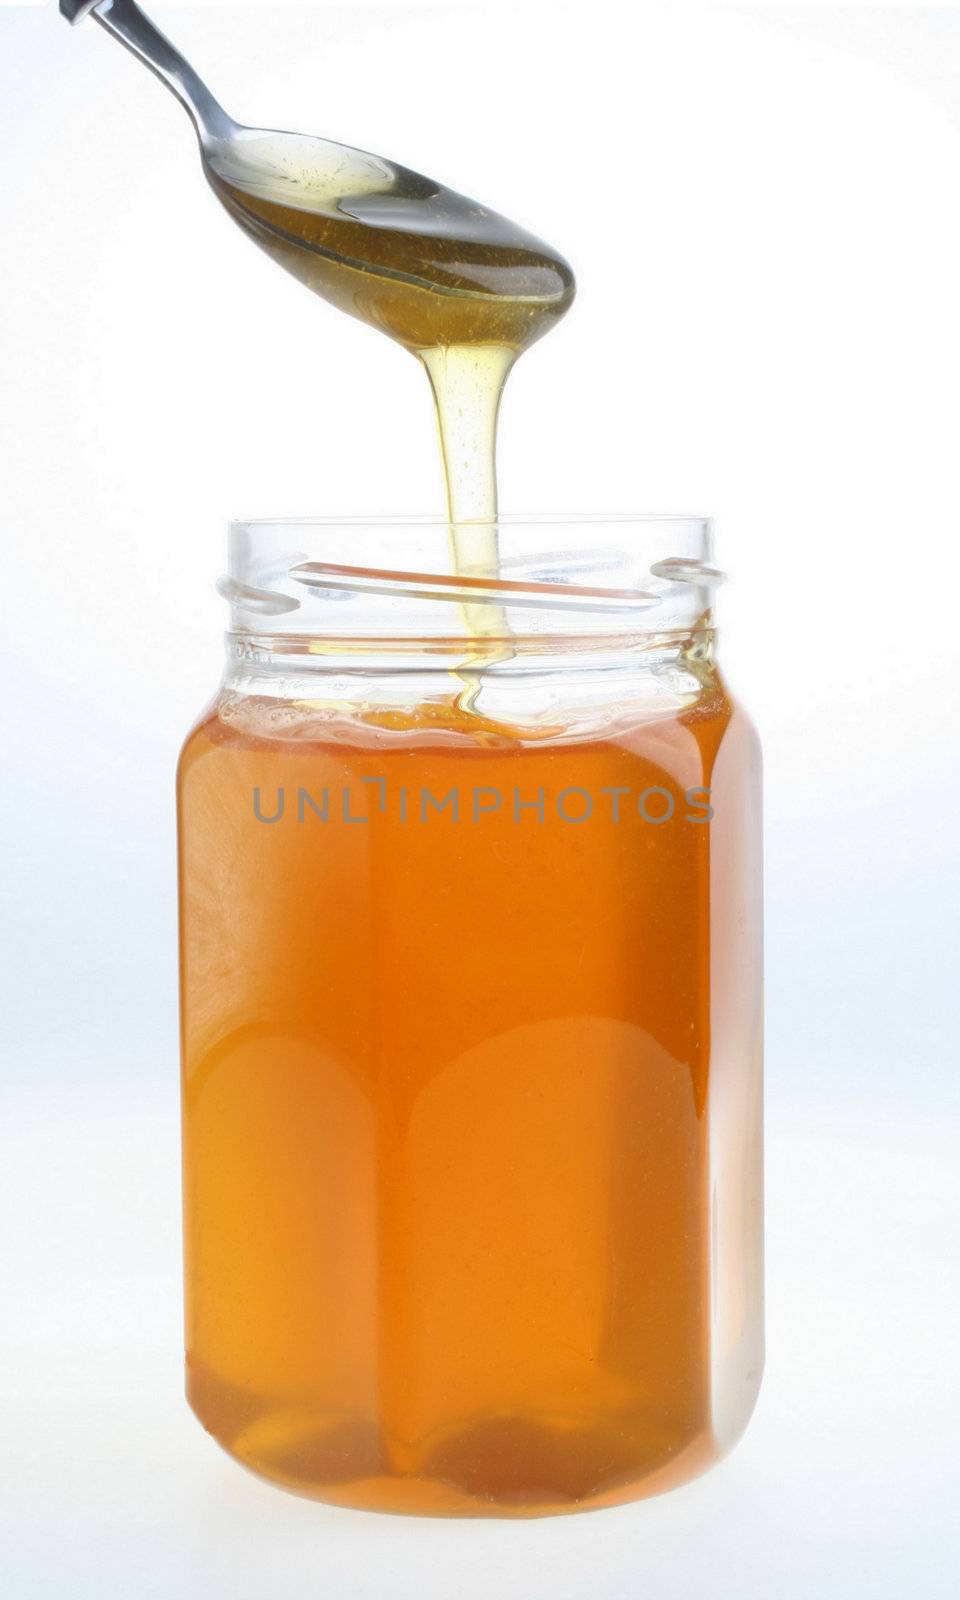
(178, 644, 763, 1515)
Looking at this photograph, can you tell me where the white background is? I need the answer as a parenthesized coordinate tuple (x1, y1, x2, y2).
(2, 2, 958, 1596)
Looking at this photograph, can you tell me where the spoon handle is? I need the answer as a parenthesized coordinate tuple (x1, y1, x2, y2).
(60, 0, 234, 143)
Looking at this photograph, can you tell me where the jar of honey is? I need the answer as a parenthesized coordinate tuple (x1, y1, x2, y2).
(177, 516, 763, 1516)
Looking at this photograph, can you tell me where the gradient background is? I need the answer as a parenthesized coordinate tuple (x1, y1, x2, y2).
(2, 2, 958, 1595)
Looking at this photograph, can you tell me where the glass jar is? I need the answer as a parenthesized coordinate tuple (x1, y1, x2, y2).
(177, 516, 763, 1517)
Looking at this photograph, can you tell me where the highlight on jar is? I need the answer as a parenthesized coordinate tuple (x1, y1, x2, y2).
(177, 516, 764, 1517)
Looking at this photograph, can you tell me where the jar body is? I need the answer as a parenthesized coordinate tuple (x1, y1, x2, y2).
(177, 520, 763, 1516)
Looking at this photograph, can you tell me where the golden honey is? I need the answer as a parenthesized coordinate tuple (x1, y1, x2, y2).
(178, 628, 763, 1516)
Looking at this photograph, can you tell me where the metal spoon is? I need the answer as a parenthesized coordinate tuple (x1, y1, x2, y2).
(59, 0, 574, 348)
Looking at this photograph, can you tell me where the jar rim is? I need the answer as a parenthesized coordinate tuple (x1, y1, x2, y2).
(222, 515, 721, 643)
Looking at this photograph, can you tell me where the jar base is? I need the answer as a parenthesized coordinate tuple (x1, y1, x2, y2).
(186, 1366, 730, 1518)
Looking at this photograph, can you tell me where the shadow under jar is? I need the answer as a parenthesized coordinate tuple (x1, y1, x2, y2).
(177, 516, 763, 1516)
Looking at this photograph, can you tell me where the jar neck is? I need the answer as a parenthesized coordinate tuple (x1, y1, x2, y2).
(221, 627, 718, 732)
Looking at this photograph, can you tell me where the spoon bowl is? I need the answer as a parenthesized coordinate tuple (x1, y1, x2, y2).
(62, 0, 575, 350)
